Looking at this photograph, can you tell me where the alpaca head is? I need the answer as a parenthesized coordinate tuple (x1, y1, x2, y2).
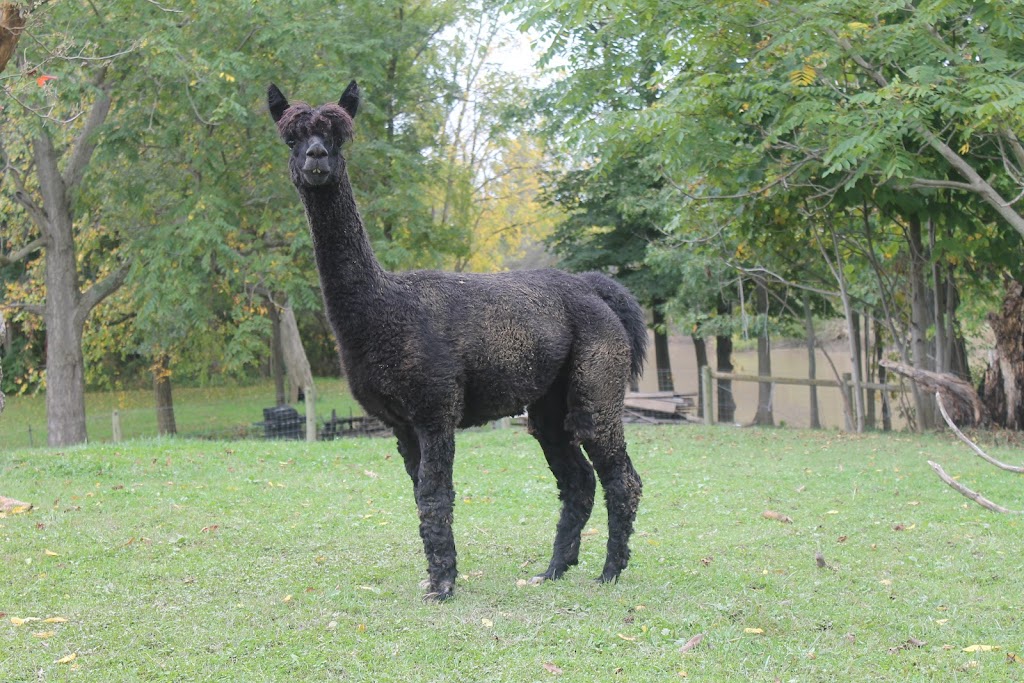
(268, 80, 360, 189)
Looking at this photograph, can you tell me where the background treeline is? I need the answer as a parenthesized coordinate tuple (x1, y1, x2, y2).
(2, 0, 1023, 445)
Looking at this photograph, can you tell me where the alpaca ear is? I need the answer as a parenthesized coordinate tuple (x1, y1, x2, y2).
(268, 83, 289, 123)
(339, 80, 360, 119)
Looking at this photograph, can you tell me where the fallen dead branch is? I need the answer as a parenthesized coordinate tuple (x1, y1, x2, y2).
(937, 394, 1024, 474)
(926, 460, 1021, 515)
(928, 392, 1023, 514)
(879, 359, 987, 426)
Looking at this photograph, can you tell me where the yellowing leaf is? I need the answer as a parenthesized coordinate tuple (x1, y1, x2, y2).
(11, 617, 41, 626)
(617, 633, 637, 641)
(33, 631, 56, 638)
(282, 594, 292, 603)
(962, 644, 999, 652)
(744, 628, 765, 635)
(43, 617, 69, 624)
(481, 618, 494, 628)
(959, 142, 970, 155)
(44, 549, 59, 556)
(57, 653, 77, 664)
(788, 64, 816, 87)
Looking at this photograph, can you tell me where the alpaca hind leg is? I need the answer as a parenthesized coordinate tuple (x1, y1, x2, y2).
(581, 419, 642, 583)
(527, 395, 596, 583)
(564, 328, 641, 584)
(414, 427, 458, 601)
(394, 424, 421, 496)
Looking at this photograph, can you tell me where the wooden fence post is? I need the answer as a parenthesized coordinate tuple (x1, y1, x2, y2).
(112, 410, 122, 443)
(701, 365, 714, 426)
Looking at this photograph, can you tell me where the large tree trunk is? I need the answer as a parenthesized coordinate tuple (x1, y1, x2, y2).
(715, 298, 735, 424)
(0, 3, 25, 74)
(280, 304, 314, 404)
(153, 354, 177, 436)
(979, 280, 1024, 430)
(652, 303, 674, 392)
(14, 74, 126, 447)
(36, 132, 90, 446)
(692, 335, 708, 420)
(753, 281, 774, 426)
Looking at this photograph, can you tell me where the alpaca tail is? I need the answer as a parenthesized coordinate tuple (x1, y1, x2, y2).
(580, 272, 649, 384)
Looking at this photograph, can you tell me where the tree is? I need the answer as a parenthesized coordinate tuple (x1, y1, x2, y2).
(516, 0, 1024, 429)
(2, 53, 128, 445)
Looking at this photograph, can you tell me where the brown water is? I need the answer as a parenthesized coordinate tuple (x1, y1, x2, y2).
(634, 333, 900, 430)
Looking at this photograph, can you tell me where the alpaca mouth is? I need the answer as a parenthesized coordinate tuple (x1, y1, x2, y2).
(302, 167, 331, 185)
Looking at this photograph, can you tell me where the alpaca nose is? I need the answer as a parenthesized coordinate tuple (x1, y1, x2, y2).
(307, 140, 328, 159)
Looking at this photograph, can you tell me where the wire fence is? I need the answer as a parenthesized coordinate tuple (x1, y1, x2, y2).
(0, 381, 381, 451)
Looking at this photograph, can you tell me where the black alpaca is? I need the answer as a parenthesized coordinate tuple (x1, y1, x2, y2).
(269, 81, 648, 601)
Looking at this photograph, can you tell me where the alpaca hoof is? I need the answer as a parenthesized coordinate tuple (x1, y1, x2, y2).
(418, 578, 432, 590)
(528, 574, 548, 586)
(422, 588, 454, 603)
(595, 571, 620, 585)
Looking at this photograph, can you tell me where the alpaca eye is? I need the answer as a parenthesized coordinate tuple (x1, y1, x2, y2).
(286, 140, 296, 148)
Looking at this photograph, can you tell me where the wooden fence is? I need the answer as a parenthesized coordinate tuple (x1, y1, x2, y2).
(700, 365, 909, 430)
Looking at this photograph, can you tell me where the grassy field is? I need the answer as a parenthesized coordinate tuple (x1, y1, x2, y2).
(2, 426, 1023, 681)
(0, 379, 364, 449)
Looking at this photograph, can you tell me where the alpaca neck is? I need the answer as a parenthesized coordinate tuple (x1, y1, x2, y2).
(298, 171, 387, 326)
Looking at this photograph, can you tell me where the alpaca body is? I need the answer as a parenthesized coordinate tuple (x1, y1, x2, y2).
(271, 81, 647, 600)
(334, 268, 626, 429)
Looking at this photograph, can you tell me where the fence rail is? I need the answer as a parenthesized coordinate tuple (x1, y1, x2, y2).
(700, 366, 909, 429)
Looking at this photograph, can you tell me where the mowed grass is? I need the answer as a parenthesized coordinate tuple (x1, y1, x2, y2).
(1, 426, 1023, 682)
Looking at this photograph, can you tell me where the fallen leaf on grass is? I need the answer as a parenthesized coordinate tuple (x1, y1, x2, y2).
(617, 633, 637, 641)
(762, 510, 792, 523)
(0, 496, 33, 514)
(744, 628, 765, 635)
(43, 617, 67, 624)
(678, 633, 704, 653)
(481, 618, 494, 628)
(32, 631, 55, 639)
(10, 617, 41, 626)
(962, 644, 999, 653)
(44, 549, 59, 556)
(542, 662, 563, 675)
(1007, 652, 1023, 665)
(56, 653, 77, 664)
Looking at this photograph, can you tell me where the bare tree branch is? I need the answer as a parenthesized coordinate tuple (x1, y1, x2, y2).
(63, 67, 111, 195)
(908, 177, 979, 193)
(0, 236, 46, 265)
(927, 460, 1021, 514)
(75, 259, 130, 326)
(936, 393, 1024, 474)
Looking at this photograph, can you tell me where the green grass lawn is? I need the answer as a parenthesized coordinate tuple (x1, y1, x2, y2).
(2, 426, 1023, 681)
(0, 378, 364, 449)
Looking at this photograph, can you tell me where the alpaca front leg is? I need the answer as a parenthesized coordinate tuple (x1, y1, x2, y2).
(414, 428, 458, 601)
